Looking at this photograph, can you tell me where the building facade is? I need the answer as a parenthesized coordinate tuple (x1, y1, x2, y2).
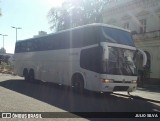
(33, 31, 47, 38)
(103, 0, 160, 82)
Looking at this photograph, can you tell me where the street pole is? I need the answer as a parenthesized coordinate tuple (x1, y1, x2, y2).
(16, 28, 17, 42)
(3, 35, 4, 49)
(0, 34, 8, 49)
(0, 34, 2, 48)
(3, 35, 7, 49)
(11, 26, 22, 42)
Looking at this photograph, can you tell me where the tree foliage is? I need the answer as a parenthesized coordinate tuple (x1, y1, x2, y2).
(0, 48, 6, 54)
(48, 0, 106, 31)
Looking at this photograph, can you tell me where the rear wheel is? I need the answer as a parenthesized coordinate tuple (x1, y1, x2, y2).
(23, 69, 29, 81)
(29, 69, 35, 82)
(104, 92, 112, 95)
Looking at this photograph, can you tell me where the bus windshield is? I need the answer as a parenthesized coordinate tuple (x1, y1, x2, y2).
(103, 47, 137, 76)
(100, 26, 135, 46)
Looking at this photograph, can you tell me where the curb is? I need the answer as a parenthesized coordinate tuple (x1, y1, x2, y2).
(113, 93, 160, 104)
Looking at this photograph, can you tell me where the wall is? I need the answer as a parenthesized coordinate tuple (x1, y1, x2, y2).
(103, 0, 160, 80)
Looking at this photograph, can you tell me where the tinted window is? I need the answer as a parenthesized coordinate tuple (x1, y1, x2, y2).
(83, 27, 97, 46)
(15, 42, 21, 53)
(26, 41, 34, 52)
(15, 41, 27, 53)
(100, 27, 135, 46)
(15, 26, 99, 53)
(80, 46, 103, 73)
(71, 29, 83, 48)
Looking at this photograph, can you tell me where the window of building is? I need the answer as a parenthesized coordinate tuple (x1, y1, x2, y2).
(139, 19, 147, 33)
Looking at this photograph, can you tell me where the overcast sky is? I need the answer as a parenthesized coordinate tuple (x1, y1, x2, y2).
(0, 0, 63, 53)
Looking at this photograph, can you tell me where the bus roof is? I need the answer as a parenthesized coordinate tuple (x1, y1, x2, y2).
(52, 23, 131, 34)
(17, 23, 131, 42)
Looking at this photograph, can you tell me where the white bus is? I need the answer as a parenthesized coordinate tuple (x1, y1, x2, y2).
(14, 23, 147, 94)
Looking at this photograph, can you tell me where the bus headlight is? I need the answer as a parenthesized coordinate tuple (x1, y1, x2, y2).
(101, 79, 113, 83)
(132, 80, 137, 84)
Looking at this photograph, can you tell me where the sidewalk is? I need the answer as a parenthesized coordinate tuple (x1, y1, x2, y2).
(114, 85, 160, 103)
(137, 84, 160, 92)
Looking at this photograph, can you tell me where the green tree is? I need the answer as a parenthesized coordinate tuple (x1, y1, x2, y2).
(0, 47, 6, 54)
(48, 0, 106, 31)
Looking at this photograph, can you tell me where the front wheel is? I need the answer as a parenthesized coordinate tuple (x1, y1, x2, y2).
(72, 75, 84, 94)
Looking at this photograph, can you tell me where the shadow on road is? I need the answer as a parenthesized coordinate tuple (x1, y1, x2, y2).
(0, 79, 160, 119)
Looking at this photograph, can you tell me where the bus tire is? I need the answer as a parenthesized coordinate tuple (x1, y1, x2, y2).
(23, 69, 29, 81)
(104, 92, 112, 95)
(72, 74, 84, 94)
(29, 69, 35, 82)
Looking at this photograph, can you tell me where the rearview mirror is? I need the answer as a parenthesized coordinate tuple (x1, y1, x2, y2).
(137, 49, 147, 67)
(100, 43, 109, 60)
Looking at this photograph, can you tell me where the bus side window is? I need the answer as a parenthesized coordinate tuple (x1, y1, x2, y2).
(26, 41, 32, 52)
(37, 38, 44, 51)
(33, 40, 38, 51)
(72, 29, 83, 48)
(83, 27, 97, 47)
(21, 42, 27, 52)
(15, 42, 21, 53)
(80, 47, 102, 73)
(61, 32, 70, 49)
(46, 37, 53, 50)
(50, 34, 61, 50)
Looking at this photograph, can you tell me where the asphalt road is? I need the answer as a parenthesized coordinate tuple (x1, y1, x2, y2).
(0, 73, 160, 121)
